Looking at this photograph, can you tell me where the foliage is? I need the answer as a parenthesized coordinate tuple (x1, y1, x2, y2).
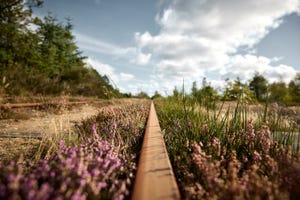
(151, 91, 163, 99)
(0, 100, 150, 199)
(249, 72, 268, 101)
(266, 73, 300, 105)
(223, 78, 255, 102)
(155, 92, 300, 199)
(172, 86, 182, 101)
(288, 73, 300, 103)
(76, 100, 150, 156)
(135, 91, 150, 99)
(0, 1, 122, 98)
(0, 76, 9, 94)
(269, 81, 288, 103)
(0, 0, 41, 66)
(0, 137, 131, 200)
(191, 79, 219, 108)
(216, 73, 300, 105)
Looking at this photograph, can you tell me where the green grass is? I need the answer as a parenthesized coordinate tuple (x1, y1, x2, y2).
(155, 94, 300, 199)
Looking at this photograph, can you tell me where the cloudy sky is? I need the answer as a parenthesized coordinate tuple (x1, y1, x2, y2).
(33, 0, 300, 96)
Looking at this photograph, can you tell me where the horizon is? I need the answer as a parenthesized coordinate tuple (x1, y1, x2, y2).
(33, 0, 300, 96)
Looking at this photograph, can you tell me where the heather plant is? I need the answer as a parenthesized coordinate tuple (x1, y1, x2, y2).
(0, 133, 133, 200)
(76, 100, 150, 156)
(0, 100, 150, 199)
(155, 96, 300, 199)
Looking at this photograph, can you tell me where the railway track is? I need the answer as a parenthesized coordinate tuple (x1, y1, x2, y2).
(132, 102, 180, 200)
(1, 101, 88, 109)
(0, 132, 42, 139)
(0, 101, 97, 139)
(1, 100, 181, 198)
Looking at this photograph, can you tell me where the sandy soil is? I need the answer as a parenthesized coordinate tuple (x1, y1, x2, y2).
(0, 103, 100, 164)
(0, 104, 99, 136)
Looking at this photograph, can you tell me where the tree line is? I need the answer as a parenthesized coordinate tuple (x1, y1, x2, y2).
(223, 72, 300, 105)
(0, 0, 122, 98)
(160, 72, 300, 106)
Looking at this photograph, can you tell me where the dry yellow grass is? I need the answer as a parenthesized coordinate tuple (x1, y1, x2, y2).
(0, 97, 148, 166)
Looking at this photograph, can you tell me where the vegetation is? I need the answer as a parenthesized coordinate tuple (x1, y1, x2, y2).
(221, 73, 300, 105)
(155, 83, 300, 199)
(288, 73, 300, 103)
(249, 72, 268, 101)
(0, 0, 122, 98)
(151, 91, 163, 99)
(1, 1, 300, 199)
(191, 79, 219, 109)
(0, 100, 150, 199)
(170, 72, 300, 107)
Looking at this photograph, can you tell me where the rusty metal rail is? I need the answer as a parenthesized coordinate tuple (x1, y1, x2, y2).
(132, 101, 180, 200)
(0, 132, 42, 139)
(1, 101, 87, 109)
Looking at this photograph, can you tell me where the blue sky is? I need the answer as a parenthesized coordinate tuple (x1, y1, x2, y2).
(34, 0, 300, 95)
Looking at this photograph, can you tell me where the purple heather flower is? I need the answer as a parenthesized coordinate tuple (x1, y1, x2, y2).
(71, 191, 86, 200)
(253, 150, 262, 161)
(247, 120, 255, 139)
(114, 194, 125, 200)
(97, 182, 107, 189)
(54, 196, 64, 200)
(0, 184, 5, 197)
(50, 171, 56, 178)
(91, 124, 97, 135)
(0, 102, 150, 200)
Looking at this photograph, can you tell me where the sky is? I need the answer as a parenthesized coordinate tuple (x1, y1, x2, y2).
(33, 0, 300, 96)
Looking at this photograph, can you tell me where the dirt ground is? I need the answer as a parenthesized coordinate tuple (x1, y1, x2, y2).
(1, 99, 299, 165)
(0, 103, 100, 164)
(0, 104, 99, 136)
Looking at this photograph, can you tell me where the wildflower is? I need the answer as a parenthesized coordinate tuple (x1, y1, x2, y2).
(70, 191, 85, 200)
(0, 101, 150, 199)
(114, 194, 124, 200)
(247, 120, 255, 139)
(37, 183, 52, 199)
(91, 124, 97, 135)
(174, 119, 181, 128)
(262, 124, 271, 138)
(59, 140, 66, 150)
(191, 142, 203, 155)
(212, 137, 221, 157)
(252, 150, 262, 161)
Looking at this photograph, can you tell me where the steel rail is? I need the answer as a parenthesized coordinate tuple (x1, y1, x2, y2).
(1, 101, 87, 109)
(131, 101, 180, 200)
(0, 133, 42, 139)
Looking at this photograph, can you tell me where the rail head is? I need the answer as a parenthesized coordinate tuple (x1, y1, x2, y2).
(1, 101, 87, 109)
(131, 102, 180, 200)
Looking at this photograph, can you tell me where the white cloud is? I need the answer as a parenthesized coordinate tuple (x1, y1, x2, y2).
(73, 1, 300, 96)
(85, 57, 135, 85)
(155, 59, 206, 79)
(135, 0, 300, 86)
(75, 33, 135, 57)
(221, 54, 297, 83)
(75, 33, 151, 65)
(135, 50, 152, 65)
(120, 73, 135, 81)
(126, 79, 180, 96)
(85, 57, 119, 83)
